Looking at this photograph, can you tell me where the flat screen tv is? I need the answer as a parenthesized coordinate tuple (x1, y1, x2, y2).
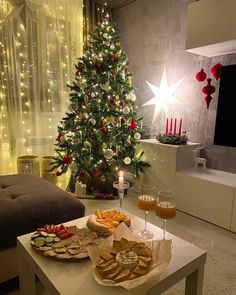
(214, 64, 236, 148)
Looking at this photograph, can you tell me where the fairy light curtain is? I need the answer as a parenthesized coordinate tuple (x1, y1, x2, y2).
(0, 0, 83, 174)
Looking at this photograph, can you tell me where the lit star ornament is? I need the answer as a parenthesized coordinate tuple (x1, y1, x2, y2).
(142, 68, 184, 124)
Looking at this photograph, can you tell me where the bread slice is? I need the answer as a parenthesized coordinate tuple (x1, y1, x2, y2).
(113, 269, 131, 283)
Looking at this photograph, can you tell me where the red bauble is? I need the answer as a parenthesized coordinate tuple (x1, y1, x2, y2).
(99, 162, 107, 170)
(108, 55, 116, 62)
(128, 119, 138, 130)
(119, 100, 125, 106)
(124, 67, 129, 73)
(109, 98, 115, 105)
(79, 172, 85, 178)
(202, 78, 216, 109)
(117, 150, 123, 156)
(88, 131, 93, 138)
(56, 171, 62, 176)
(63, 155, 72, 165)
(100, 126, 108, 133)
(81, 115, 87, 122)
(196, 69, 207, 82)
(76, 66, 84, 75)
(204, 95, 213, 109)
(211, 63, 222, 80)
(96, 63, 104, 73)
(94, 170, 100, 177)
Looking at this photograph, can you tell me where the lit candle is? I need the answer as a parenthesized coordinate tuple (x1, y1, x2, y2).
(118, 171, 124, 191)
(166, 118, 169, 135)
(178, 118, 182, 136)
(170, 118, 173, 133)
(174, 118, 177, 135)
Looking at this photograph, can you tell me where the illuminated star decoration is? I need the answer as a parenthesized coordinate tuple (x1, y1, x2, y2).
(142, 68, 184, 124)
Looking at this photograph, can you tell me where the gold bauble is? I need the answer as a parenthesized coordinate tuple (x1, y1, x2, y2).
(101, 143, 108, 149)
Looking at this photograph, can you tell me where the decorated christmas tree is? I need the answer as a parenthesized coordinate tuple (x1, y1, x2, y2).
(53, 11, 149, 193)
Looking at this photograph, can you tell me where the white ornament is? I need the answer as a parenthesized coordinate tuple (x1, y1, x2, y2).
(123, 106, 130, 114)
(110, 44, 115, 50)
(89, 118, 96, 125)
(91, 92, 96, 98)
(124, 157, 131, 165)
(127, 92, 136, 102)
(104, 149, 114, 160)
(134, 132, 141, 140)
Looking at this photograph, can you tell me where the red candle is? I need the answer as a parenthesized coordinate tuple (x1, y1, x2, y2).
(174, 118, 177, 135)
(170, 118, 173, 133)
(166, 118, 169, 135)
(178, 118, 182, 136)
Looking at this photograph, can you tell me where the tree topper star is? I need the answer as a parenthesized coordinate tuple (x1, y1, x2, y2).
(142, 68, 184, 124)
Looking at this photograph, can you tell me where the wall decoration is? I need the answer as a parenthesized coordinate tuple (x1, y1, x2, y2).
(142, 68, 184, 124)
(195, 63, 222, 109)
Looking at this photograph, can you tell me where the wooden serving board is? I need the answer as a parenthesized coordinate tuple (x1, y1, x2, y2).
(31, 228, 101, 262)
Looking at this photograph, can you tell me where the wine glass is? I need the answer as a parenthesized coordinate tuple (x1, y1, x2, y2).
(155, 190, 176, 239)
(136, 184, 156, 240)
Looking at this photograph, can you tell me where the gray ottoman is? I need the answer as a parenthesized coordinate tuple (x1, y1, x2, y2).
(0, 174, 85, 250)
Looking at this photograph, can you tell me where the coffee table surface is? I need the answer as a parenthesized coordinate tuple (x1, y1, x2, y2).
(17, 210, 206, 295)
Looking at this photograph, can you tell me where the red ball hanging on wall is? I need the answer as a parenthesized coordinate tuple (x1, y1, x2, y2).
(202, 78, 216, 109)
(196, 68, 207, 82)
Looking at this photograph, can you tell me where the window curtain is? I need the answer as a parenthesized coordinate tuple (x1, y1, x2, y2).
(0, 0, 83, 175)
(83, 0, 114, 48)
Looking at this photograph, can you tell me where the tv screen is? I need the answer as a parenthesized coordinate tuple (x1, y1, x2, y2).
(214, 64, 236, 147)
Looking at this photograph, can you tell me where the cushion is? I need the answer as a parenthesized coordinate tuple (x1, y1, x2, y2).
(0, 174, 85, 250)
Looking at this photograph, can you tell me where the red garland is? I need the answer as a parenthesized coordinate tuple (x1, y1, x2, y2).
(128, 119, 137, 130)
(63, 155, 72, 165)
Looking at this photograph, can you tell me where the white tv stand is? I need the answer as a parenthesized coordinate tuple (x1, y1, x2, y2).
(137, 139, 236, 233)
(175, 168, 236, 232)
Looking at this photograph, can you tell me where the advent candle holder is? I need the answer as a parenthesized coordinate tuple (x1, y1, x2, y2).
(113, 181, 130, 209)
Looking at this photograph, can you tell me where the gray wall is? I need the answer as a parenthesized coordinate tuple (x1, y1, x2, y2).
(115, 0, 236, 173)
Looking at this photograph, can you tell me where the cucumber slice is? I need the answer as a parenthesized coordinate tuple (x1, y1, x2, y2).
(46, 243, 53, 247)
(34, 237, 45, 242)
(31, 233, 40, 239)
(45, 237, 54, 243)
(31, 240, 35, 246)
(40, 231, 48, 237)
(34, 239, 45, 247)
(54, 237, 61, 242)
(48, 233, 56, 237)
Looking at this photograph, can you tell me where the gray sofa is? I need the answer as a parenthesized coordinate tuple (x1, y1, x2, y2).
(0, 174, 85, 287)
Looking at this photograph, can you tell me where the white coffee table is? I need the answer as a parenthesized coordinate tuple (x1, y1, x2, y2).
(17, 211, 206, 295)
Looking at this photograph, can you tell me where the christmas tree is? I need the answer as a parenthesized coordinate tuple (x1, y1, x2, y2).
(53, 10, 149, 192)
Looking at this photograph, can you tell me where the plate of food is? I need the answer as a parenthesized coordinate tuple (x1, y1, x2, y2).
(87, 209, 131, 235)
(30, 224, 101, 261)
(95, 238, 152, 283)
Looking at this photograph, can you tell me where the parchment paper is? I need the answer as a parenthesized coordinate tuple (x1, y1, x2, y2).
(88, 222, 172, 291)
